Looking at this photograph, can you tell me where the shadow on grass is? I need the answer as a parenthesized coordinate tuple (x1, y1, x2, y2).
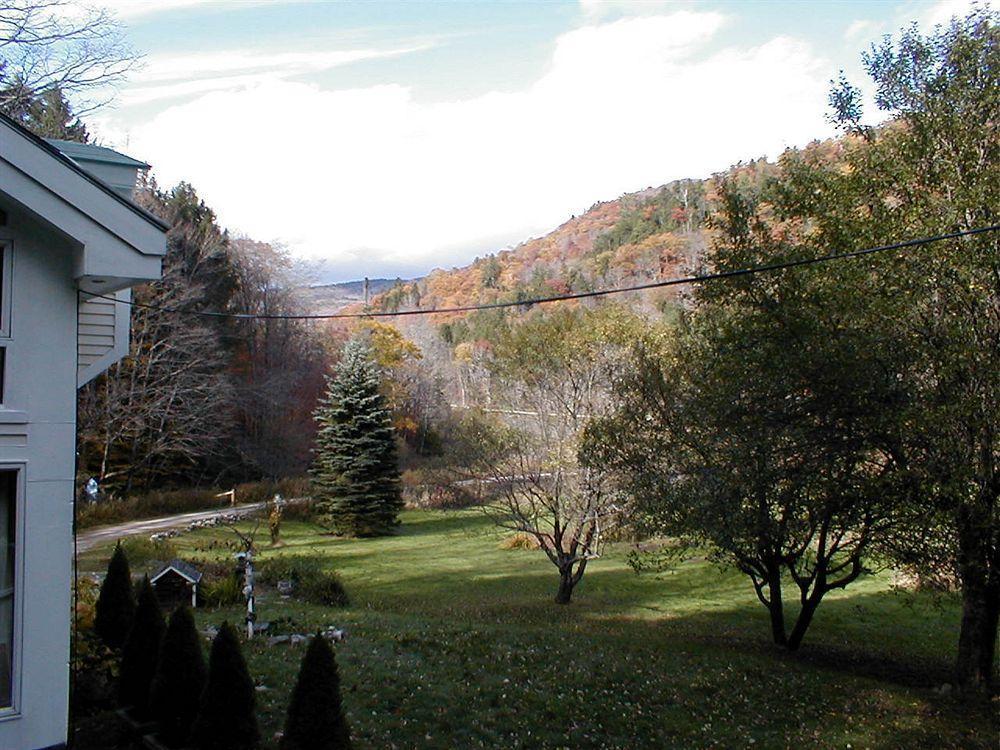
(189, 543, 996, 750)
(343, 559, 963, 692)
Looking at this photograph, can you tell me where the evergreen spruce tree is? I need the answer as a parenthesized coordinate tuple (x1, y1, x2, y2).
(118, 576, 166, 717)
(150, 606, 207, 746)
(311, 337, 402, 536)
(191, 622, 260, 750)
(280, 635, 352, 750)
(95, 542, 136, 650)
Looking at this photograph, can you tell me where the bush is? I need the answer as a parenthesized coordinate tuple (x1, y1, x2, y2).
(498, 532, 539, 550)
(69, 710, 131, 750)
(118, 577, 165, 718)
(282, 498, 318, 523)
(200, 573, 244, 608)
(150, 606, 207, 747)
(117, 536, 176, 569)
(409, 482, 480, 510)
(258, 557, 349, 608)
(73, 577, 119, 715)
(306, 575, 350, 608)
(95, 544, 135, 650)
(280, 635, 352, 750)
(191, 622, 260, 750)
(234, 477, 311, 506)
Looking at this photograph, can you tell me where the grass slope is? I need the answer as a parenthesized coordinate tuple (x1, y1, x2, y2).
(79, 510, 996, 749)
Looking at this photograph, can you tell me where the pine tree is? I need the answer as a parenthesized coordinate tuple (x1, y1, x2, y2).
(280, 635, 352, 750)
(118, 576, 166, 717)
(95, 543, 136, 650)
(191, 622, 260, 750)
(311, 337, 402, 536)
(150, 606, 207, 746)
(28, 88, 91, 142)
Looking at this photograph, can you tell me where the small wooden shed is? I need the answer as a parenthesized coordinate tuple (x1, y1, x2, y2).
(151, 559, 202, 609)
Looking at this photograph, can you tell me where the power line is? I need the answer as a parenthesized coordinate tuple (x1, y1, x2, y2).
(85, 225, 999, 321)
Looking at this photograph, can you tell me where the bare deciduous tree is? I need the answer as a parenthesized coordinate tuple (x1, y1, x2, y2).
(228, 237, 329, 478)
(0, 1, 138, 117)
(471, 308, 636, 604)
(77, 285, 236, 494)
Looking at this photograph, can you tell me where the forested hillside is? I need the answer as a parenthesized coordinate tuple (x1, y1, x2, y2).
(360, 159, 780, 331)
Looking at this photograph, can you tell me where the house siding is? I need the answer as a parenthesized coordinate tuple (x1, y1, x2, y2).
(0, 203, 76, 750)
(0, 113, 165, 750)
(77, 292, 130, 386)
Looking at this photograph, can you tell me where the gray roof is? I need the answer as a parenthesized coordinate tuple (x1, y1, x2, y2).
(46, 138, 150, 169)
(151, 559, 203, 584)
(0, 111, 169, 232)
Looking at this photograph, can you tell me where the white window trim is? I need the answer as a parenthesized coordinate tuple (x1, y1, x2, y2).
(0, 241, 11, 339)
(0, 463, 25, 721)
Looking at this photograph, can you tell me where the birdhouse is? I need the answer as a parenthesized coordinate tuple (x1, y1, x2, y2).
(150, 559, 203, 609)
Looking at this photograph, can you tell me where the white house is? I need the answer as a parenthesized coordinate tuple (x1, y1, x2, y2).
(0, 114, 167, 750)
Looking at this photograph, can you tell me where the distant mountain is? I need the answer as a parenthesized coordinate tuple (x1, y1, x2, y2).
(295, 278, 407, 315)
(297, 157, 779, 330)
(361, 156, 783, 336)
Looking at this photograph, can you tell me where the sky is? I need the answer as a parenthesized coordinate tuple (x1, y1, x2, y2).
(85, 0, 981, 283)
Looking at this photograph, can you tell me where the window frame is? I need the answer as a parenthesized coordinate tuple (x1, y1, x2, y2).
(0, 241, 11, 339)
(0, 464, 25, 721)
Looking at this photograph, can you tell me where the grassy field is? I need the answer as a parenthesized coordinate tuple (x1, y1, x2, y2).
(77, 510, 996, 749)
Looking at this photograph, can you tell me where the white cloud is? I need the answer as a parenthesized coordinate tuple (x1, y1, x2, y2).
(120, 44, 432, 105)
(97, 10, 836, 280)
(923, 0, 982, 26)
(85, 0, 278, 20)
(844, 19, 879, 41)
(579, 0, 681, 22)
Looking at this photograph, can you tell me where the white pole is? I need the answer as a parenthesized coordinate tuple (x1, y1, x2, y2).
(244, 550, 255, 639)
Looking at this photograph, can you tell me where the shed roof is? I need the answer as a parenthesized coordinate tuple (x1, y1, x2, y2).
(46, 138, 151, 170)
(151, 559, 203, 584)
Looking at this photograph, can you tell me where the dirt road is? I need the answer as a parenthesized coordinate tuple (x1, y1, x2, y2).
(76, 501, 271, 552)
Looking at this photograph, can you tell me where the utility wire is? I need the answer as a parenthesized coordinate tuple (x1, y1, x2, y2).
(84, 225, 999, 321)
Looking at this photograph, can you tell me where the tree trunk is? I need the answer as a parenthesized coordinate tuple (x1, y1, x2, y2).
(766, 563, 787, 646)
(786, 596, 821, 651)
(555, 569, 575, 605)
(979, 567, 999, 688)
(955, 501, 997, 693)
(957, 567, 995, 692)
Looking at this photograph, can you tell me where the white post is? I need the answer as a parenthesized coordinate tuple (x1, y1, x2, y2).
(244, 549, 255, 639)
(214, 489, 236, 506)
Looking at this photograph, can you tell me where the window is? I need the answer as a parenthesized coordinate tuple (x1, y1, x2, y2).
(0, 470, 15, 710)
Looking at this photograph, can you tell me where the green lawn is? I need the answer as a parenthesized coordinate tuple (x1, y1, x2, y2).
(78, 510, 996, 749)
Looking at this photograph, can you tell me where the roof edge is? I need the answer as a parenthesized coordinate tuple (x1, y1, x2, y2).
(0, 112, 170, 233)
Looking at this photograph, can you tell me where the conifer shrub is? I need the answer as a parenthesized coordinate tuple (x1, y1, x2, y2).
(150, 606, 206, 747)
(118, 576, 165, 717)
(191, 622, 260, 750)
(280, 635, 352, 750)
(311, 337, 402, 537)
(95, 543, 136, 650)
